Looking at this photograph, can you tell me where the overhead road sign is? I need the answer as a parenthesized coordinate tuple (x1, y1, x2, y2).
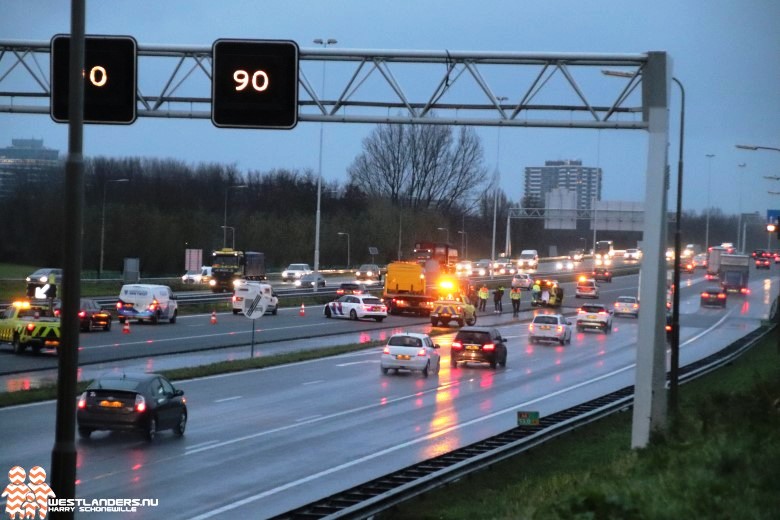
(211, 39, 299, 129)
(50, 34, 137, 124)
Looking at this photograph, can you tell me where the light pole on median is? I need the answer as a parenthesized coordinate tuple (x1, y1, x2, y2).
(221, 226, 236, 249)
(736, 162, 747, 251)
(458, 230, 467, 258)
(337, 232, 350, 268)
(705, 154, 715, 250)
(437, 227, 449, 244)
(491, 96, 508, 275)
(99, 178, 129, 279)
(313, 37, 338, 292)
(223, 184, 247, 248)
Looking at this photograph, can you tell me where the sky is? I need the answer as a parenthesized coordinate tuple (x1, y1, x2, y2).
(1, 0, 779, 216)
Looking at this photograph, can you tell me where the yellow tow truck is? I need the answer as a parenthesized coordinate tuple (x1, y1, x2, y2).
(430, 276, 476, 327)
(0, 301, 61, 354)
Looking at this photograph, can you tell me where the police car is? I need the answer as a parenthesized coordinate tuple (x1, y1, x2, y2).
(324, 294, 387, 322)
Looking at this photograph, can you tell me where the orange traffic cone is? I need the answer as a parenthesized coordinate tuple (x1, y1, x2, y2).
(211, 311, 217, 325)
(122, 321, 130, 334)
(299, 303, 305, 317)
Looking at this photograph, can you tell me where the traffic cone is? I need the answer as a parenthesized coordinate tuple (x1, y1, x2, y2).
(122, 321, 130, 334)
(211, 311, 217, 325)
(299, 303, 305, 317)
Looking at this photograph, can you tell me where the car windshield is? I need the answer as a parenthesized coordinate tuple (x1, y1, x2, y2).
(534, 316, 558, 325)
(456, 331, 491, 343)
(388, 335, 423, 347)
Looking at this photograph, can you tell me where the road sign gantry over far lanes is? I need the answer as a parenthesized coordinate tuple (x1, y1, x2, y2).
(50, 34, 138, 124)
(211, 39, 299, 129)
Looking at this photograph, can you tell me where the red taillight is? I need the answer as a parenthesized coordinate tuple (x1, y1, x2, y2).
(482, 343, 495, 351)
(556, 325, 563, 333)
(717, 293, 726, 299)
(451, 341, 463, 350)
(633, 304, 639, 309)
(382, 346, 390, 354)
(741, 288, 750, 294)
(116, 302, 123, 309)
(77, 392, 86, 409)
(598, 311, 608, 315)
(134, 394, 146, 413)
(701, 292, 708, 298)
(26, 323, 35, 332)
(337, 289, 344, 295)
(54, 309, 61, 317)
(665, 325, 672, 332)
(78, 310, 86, 318)
(417, 348, 427, 357)
(149, 299, 158, 311)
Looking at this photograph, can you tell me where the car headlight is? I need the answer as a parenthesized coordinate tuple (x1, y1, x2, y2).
(282, 271, 289, 277)
(233, 279, 242, 288)
(555, 262, 563, 270)
(294, 280, 302, 287)
(209, 279, 216, 286)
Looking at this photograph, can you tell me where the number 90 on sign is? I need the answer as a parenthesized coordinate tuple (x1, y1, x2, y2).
(211, 39, 299, 129)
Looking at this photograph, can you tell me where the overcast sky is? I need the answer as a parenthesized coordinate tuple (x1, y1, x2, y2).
(1, 0, 779, 216)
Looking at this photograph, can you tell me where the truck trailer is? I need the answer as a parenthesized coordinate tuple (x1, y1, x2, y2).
(718, 254, 750, 294)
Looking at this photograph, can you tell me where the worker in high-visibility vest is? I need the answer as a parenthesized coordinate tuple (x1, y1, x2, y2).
(510, 286, 522, 317)
(531, 281, 541, 304)
(478, 284, 489, 312)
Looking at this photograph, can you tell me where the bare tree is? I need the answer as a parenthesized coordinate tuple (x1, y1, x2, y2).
(348, 123, 487, 211)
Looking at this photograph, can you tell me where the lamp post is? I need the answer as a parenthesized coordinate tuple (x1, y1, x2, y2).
(736, 162, 747, 251)
(336, 231, 350, 268)
(737, 144, 780, 153)
(99, 178, 129, 279)
(705, 154, 715, 250)
(767, 223, 776, 250)
(458, 230, 467, 258)
(221, 226, 236, 249)
(437, 226, 449, 244)
(491, 96, 508, 274)
(223, 184, 247, 248)
(313, 38, 337, 292)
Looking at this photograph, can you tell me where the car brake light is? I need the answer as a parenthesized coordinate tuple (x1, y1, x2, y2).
(665, 325, 672, 332)
(717, 293, 726, 299)
(451, 341, 463, 350)
(78, 392, 86, 409)
(26, 323, 35, 332)
(701, 292, 708, 298)
(598, 311, 608, 315)
(482, 343, 495, 351)
(417, 348, 427, 357)
(78, 310, 86, 318)
(383, 346, 390, 354)
(232, 296, 238, 303)
(633, 304, 639, 308)
(556, 325, 563, 332)
(337, 289, 344, 295)
(116, 301, 123, 309)
(134, 394, 146, 413)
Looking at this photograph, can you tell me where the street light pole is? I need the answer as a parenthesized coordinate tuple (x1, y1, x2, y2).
(491, 96, 508, 270)
(337, 232, 350, 267)
(223, 184, 247, 248)
(705, 154, 715, 250)
(99, 178, 129, 279)
(313, 38, 337, 292)
(437, 227, 449, 244)
(736, 163, 747, 251)
(669, 76, 685, 416)
(221, 226, 236, 249)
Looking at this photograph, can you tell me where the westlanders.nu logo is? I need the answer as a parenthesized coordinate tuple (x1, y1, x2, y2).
(3, 466, 159, 516)
(2, 466, 56, 519)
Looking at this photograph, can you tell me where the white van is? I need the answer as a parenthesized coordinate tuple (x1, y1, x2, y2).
(517, 249, 539, 269)
(116, 284, 178, 324)
(232, 281, 278, 316)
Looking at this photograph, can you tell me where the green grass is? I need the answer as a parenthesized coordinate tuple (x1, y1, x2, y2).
(383, 332, 780, 520)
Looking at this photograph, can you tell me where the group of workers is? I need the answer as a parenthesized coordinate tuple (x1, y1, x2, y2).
(470, 279, 562, 318)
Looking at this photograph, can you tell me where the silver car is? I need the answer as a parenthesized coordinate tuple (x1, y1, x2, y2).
(528, 313, 572, 345)
(380, 333, 440, 377)
(613, 296, 639, 318)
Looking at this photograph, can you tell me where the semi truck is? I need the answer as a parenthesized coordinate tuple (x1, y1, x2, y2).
(706, 245, 735, 280)
(209, 249, 266, 292)
(718, 254, 750, 294)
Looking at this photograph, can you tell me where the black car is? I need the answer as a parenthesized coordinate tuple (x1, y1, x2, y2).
(336, 282, 368, 296)
(700, 287, 727, 308)
(592, 267, 612, 282)
(77, 373, 187, 441)
(755, 257, 771, 269)
(450, 326, 507, 369)
(56, 298, 112, 331)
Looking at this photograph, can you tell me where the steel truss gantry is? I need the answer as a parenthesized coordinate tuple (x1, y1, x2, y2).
(1, 40, 649, 128)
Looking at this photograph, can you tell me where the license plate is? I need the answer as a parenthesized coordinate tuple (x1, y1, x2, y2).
(465, 345, 479, 350)
(99, 400, 123, 408)
(540, 325, 550, 330)
(396, 354, 411, 360)
(587, 314, 596, 319)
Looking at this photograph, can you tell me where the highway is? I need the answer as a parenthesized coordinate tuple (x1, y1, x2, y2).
(0, 264, 775, 519)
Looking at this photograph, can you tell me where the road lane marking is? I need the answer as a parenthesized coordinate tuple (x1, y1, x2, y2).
(336, 360, 380, 367)
(302, 380, 325, 385)
(187, 440, 220, 450)
(214, 396, 242, 403)
(296, 415, 322, 422)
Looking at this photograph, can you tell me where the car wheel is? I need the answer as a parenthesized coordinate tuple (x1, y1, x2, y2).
(272, 308, 278, 316)
(145, 416, 157, 442)
(349, 309, 358, 320)
(435, 358, 441, 375)
(381, 366, 389, 375)
(490, 359, 498, 369)
(466, 315, 477, 326)
(77, 427, 92, 439)
(324, 306, 331, 318)
(104, 320, 111, 331)
(430, 318, 438, 326)
(12, 335, 25, 355)
(375, 317, 385, 322)
(151, 312, 160, 325)
(422, 361, 430, 378)
(559, 337, 565, 345)
(169, 310, 177, 324)
(450, 358, 457, 368)
(118, 317, 126, 324)
(173, 411, 187, 437)
(232, 309, 240, 315)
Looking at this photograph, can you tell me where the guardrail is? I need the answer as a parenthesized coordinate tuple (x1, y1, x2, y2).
(271, 313, 775, 519)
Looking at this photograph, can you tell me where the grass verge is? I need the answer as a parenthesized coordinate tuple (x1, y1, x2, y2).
(383, 331, 780, 520)
(0, 340, 385, 409)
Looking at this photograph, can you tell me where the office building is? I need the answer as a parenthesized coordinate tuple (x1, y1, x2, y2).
(524, 159, 601, 210)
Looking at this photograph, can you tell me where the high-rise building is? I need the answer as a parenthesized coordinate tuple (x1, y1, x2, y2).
(0, 138, 60, 198)
(524, 159, 601, 210)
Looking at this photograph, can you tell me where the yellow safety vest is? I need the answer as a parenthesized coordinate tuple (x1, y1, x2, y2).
(478, 288, 489, 299)
(510, 289, 521, 300)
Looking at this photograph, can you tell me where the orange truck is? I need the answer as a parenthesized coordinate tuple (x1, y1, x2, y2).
(383, 262, 433, 316)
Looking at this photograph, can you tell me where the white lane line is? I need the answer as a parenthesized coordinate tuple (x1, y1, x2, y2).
(336, 360, 380, 367)
(214, 396, 243, 403)
(186, 440, 220, 450)
(296, 415, 322, 422)
(302, 380, 325, 386)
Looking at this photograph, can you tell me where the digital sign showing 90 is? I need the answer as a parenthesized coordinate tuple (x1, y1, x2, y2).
(211, 39, 299, 129)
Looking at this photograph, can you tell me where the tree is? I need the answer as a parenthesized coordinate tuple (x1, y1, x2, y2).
(348, 123, 488, 212)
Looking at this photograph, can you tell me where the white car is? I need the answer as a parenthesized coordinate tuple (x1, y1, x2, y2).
(282, 263, 312, 282)
(624, 248, 642, 261)
(380, 332, 440, 377)
(232, 281, 278, 315)
(575, 278, 600, 299)
(181, 269, 202, 284)
(528, 313, 572, 345)
(295, 272, 326, 288)
(323, 294, 387, 322)
(613, 296, 639, 318)
(555, 260, 575, 271)
(576, 303, 613, 333)
(511, 273, 533, 290)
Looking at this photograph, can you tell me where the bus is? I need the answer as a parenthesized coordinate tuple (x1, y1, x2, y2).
(594, 240, 614, 265)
